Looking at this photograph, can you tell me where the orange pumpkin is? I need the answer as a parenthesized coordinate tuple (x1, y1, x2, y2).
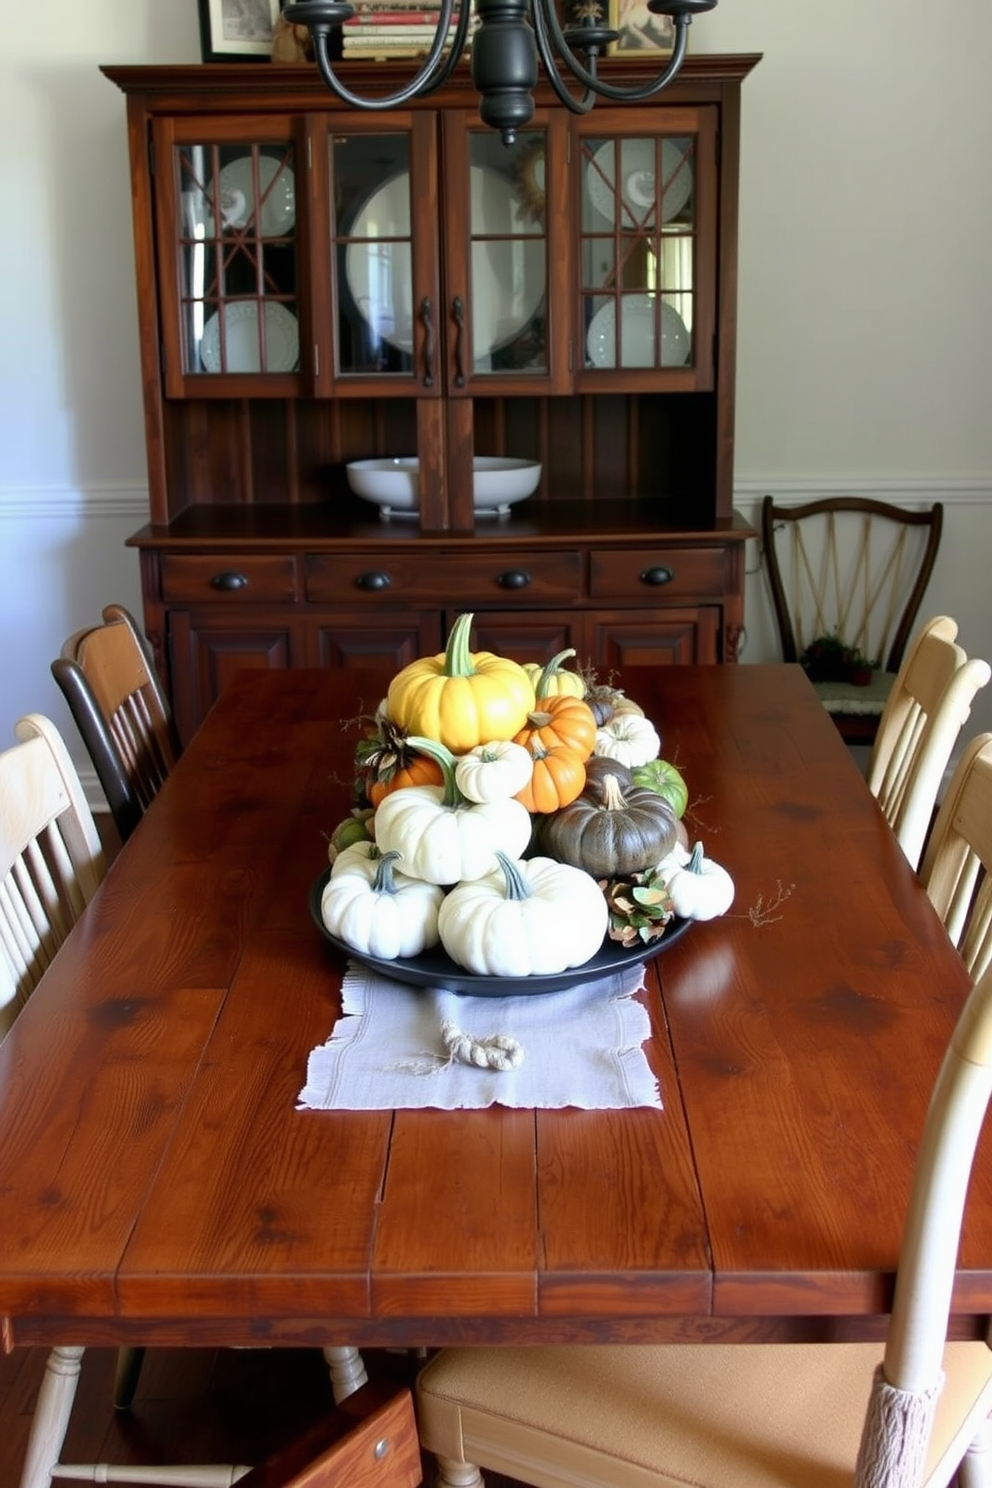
(513, 694, 597, 761)
(514, 740, 587, 814)
(366, 752, 443, 807)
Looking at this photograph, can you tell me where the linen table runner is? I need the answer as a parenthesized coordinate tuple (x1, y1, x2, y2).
(297, 960, 661, 1111)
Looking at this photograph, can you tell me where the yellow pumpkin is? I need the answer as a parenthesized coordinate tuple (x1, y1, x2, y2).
(521, 648, 586, 700)
(387, 613, 536, 753)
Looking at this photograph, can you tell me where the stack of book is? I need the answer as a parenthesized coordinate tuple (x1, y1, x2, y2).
(342, 1, 476, 59)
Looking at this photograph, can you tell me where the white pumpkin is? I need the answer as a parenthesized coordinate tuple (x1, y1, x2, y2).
(594, 713, 661, 769)
(454, 738, 533, 804)
(657, 841, 735, 921)
(374, 783, 531, 885)
(438, 852, 608, 976)
(322, 844, 443, 958)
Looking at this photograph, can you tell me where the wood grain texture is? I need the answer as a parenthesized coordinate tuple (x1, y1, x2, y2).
(0, 664, 987, 1359)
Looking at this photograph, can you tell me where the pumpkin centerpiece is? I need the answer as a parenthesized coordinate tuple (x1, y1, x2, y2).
(320, 613, 735, 978)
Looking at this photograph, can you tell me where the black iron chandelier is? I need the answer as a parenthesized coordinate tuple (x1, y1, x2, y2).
(281, 0, 717, 144)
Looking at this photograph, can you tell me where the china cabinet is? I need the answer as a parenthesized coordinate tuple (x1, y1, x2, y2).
(105, 55, 759, 743)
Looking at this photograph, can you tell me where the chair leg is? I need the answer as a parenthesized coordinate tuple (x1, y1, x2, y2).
(434, 1455, 485, 1487)
(113, 1344, 146, 1409)
(322, 1344, 369, 1403)
(958, 1414, 992, 1488)
(18, 1344, 85, 1488)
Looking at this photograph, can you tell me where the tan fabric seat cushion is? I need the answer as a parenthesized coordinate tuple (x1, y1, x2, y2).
(417, 1342, 992, 1488)
(814, 673, 894, 718)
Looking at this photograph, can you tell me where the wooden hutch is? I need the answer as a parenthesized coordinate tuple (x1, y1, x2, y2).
(104, 54, 759, 743)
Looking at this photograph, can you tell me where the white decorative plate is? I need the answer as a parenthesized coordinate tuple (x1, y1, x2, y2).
(345, 166, 544, 359)
(586, 139, 692, 229)
(213, 156, 296, 236)
(200, 301, 300, 374)
(586, 296, 690, 369)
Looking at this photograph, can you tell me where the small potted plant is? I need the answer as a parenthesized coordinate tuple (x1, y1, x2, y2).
(799, 633, 878, 687)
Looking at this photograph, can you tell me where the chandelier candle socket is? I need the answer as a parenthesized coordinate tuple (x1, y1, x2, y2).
(282, 0, 717, 143)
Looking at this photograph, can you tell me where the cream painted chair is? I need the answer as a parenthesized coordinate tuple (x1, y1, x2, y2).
(920, 733, 992, 982)
(0, 712, 105, 1040)
(866, 616, 991, 870)
(417, 960, 992, 1488)
(1, 718, 372, 1487)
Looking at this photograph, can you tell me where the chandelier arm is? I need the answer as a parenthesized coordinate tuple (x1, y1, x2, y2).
(551, 15, 691, 102)
(530, 0, 598, 115)
(288, 0, 471, 109)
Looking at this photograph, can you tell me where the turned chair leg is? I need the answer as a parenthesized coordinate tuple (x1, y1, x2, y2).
(18, 1345, 85, 1488)
(434, 1456, 485, 1487)
(322, 1344, 369, 1403)
(959, 1414, 992, 1488)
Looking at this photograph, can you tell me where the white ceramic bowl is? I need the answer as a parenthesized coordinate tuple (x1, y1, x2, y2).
(346, 457, 541, 517)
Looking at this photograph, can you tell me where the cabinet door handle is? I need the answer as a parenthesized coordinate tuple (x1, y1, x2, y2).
(640, 565, 674, 587)
(452, 297, 466, 388)
(420, 297, 434, 388)
(210, 571, 249, 591)
(497, 569, 531, 590)
(355, 571, 392, 591)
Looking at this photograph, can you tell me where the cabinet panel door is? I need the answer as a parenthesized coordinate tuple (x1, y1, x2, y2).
(310, 612, 441, 669)
(458, 612, 584, 666)
(169, 610, 302, 743)
(589, 608, 722, 668)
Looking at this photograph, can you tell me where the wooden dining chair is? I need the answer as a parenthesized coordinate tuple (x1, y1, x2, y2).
(416, 957, 992, 1488)
(52, 603, 181, 845)
(919, 732, 992, 982)
(866, 616, 991, 871)
(761, 495, 944, 746)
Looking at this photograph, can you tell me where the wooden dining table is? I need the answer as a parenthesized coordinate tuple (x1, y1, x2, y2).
(2, 661, 990, 1363)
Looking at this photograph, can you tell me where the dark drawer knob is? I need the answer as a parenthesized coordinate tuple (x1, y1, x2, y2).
(356, 571, 392, 591)
(210, 571, 248, 591)
(496, 570, 531, 590)
(640, 565, 674, 587)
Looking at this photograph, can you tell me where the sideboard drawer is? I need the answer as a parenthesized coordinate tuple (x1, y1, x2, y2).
(161, 555, 299, 603)
(306, 550, 582, 605)
(590, 547, 727, 601)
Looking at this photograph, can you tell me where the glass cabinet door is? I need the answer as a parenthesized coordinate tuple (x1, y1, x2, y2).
(160, 128, 301, 387)
(465, 129, 548, 378)
(576, 109, 716, 385)
(441, 113, 569, 396)
(331, 131, 415, 378)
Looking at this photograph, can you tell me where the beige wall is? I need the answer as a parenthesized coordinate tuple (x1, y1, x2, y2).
(2, 0, 991, 793)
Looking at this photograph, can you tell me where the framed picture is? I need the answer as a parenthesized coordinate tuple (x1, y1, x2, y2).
(608, 0, 676, 55)
(198, 0, 281, 61)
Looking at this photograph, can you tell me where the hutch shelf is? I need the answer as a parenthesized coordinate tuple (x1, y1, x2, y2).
(104, 55, 759, 743)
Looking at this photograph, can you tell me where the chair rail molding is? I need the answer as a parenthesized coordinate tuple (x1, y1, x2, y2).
(0, 482, 149, 521)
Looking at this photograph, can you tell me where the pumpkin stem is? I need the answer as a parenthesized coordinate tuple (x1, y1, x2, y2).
(601, 774, 629, 812)
(405, 735, 464, 809)
(494, 850, 532, 901)
(442, 612, 478, 678)
(371, 849, 403, 895)
(687, 841, 705, 874)
(535, 647, 578, 699)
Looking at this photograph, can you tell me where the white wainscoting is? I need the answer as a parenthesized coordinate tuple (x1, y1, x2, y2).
(2, 478, 990, 811)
